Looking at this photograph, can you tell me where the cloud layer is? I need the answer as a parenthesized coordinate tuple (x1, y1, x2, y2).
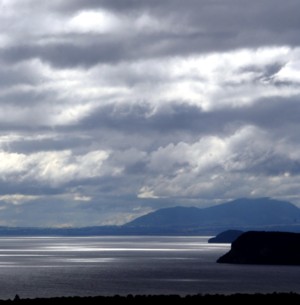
(0, 0, 300, 226)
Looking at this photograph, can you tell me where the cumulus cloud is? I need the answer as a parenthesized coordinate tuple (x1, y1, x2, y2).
(0, 149, 109, 186)
(0, 0, 300, 226)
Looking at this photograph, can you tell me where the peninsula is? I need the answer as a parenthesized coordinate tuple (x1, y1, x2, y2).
(217, 231, 300, 265)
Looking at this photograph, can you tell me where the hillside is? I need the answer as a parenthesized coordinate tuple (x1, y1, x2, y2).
(125, 198, 300, 232)
(217, 231, 300, 265)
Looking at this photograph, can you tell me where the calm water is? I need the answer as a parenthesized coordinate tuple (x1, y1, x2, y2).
(0, 236, 299, 299)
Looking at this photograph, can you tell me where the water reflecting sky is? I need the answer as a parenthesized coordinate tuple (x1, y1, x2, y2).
(0, 236, 298, 299)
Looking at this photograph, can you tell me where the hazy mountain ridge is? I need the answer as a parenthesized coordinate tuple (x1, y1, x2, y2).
(1, 198, 300, 236)
(125, 198, 300, 231)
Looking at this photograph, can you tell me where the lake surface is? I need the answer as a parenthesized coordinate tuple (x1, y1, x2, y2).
(0, 236, 299, 299)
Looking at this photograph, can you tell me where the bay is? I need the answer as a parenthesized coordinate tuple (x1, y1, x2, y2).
(0, 236, 298, 299)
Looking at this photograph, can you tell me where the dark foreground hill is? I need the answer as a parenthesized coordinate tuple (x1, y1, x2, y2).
(125, 198, 300, 233)
(218, 231, 300, 265)
(4, 293, 300, 305)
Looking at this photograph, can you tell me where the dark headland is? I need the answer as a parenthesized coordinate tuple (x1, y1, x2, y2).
(218, 231, 300, 265)
(208, 230, 243, 243)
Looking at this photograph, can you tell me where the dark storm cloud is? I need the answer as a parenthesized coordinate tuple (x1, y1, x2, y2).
(250, 155, 300, 177)
(56, 0, 300, 30)
(0, 88, 55, 107)
(240, 96, 300, 130)
(55, 0, 300, 45)
(76, 95, 300, 138)
(0, 32, 245, 68)
(237, 63, 285, 83)
(55, 0, 162, 12)
(7, 135, 91, 154)
(2, 1, 300, 68)
(0, 40, 126, 68)
(78, 103, 214, 134)
(0, 67, 36, 88)
(0, 179, 64, 196)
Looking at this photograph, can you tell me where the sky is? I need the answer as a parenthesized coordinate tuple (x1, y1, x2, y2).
(0, 0, 300, 227)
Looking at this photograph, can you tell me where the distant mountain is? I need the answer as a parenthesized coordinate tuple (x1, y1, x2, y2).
(208, 230, 244, 243)
(1, 198, 300, 236)
(125, 198, 300, 233)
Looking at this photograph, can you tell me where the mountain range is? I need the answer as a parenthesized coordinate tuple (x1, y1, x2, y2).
(125, 197, 300, 234)
(1, 198, 300, 235)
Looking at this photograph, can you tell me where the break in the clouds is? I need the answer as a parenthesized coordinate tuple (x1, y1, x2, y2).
(0, 0, 300, 226)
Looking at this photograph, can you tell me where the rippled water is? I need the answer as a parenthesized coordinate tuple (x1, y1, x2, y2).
(0, 236, 299, 299)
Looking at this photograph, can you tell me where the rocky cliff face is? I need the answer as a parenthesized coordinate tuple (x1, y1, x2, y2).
(217, 231, 300, 265)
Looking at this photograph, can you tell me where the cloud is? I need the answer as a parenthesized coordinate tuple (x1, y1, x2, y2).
(138, 187, 160, 199)
(73, 194, 92, 202)
(2, 0, 300, 68)
(67, 10, 122, 34)
(0, 1, 300, 226)
(0, 150, 109, 186)
(0, 194, 41, 205)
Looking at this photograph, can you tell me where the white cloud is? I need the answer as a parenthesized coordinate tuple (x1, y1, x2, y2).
(276, 50, 300, 82)
(73, 194, 92, 202)
(0, 150, 109, 185)
(142, 125, 300, 200)
(82, 47, 300, 112)
(0, 194, 41, 205)
(137, 186, 160, 199)
(1, 46, 299, 129)
(0, 151, 27, 175)
(67, 10, 121, 34)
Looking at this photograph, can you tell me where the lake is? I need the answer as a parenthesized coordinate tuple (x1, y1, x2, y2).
(0, 236, 299, 299)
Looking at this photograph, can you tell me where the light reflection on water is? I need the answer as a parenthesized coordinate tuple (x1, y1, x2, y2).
(0, 236, 299, 299)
